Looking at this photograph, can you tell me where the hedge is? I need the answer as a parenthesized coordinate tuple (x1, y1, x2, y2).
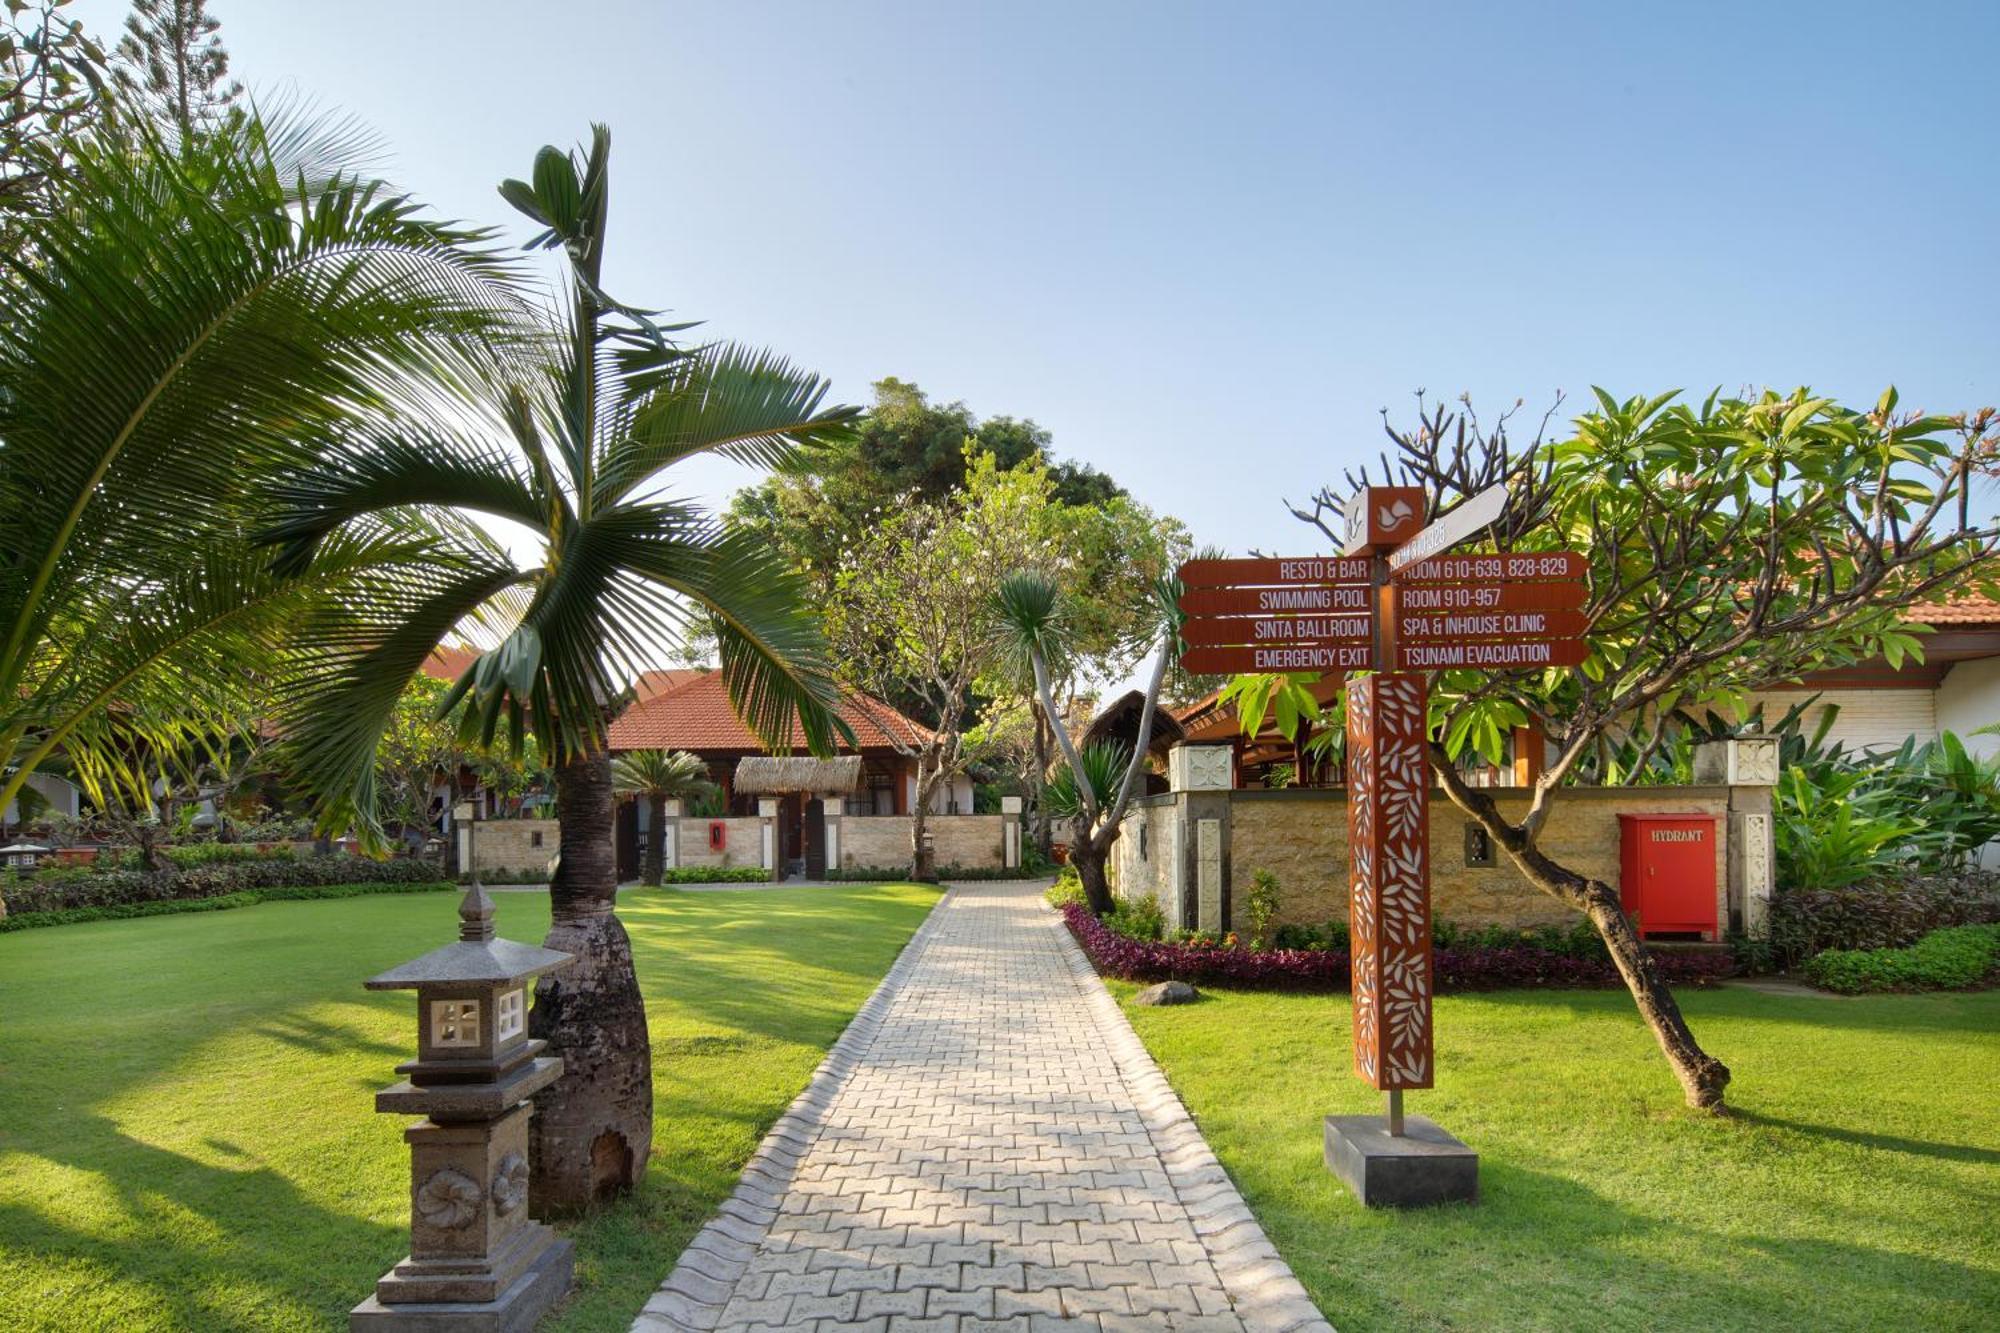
(1060, 901, 1735, 992)
(1770, 871, 2000, 968)
(1803, 923, 2000, 994)
(822, 865, 1040, 883)
(0, 855, 441, 917)
(0, 880, 454, 932)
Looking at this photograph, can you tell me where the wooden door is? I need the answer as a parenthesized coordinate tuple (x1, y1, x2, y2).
(804, 798, 826, 879)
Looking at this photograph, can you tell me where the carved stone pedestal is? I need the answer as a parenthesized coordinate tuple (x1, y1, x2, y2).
(352, 885, 575, 1331)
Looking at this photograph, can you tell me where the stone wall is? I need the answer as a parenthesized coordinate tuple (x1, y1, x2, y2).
(1116, 785, 1733, 933)
(838, 814, 1006, 871)
(1111, 799, 1177, 909)
(673, 817, 768, 871)
(466, 819, 560, 876)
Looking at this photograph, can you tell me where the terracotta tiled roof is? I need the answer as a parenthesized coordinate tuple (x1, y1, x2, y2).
(421, 644, 481, 681)
(634, 668, 705, 701)
(1909, 591, 2000, 627)
(608, 671, 931, 753)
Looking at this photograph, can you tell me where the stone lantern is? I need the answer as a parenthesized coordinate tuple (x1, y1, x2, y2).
(351, 883, 574, 1331)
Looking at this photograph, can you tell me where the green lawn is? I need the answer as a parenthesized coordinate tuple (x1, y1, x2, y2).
(0, 882, 939, 1331)
(1111, 981, 2000, 1332)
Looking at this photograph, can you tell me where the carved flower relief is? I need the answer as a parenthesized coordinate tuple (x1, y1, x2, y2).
(491, 1153, 529, 1216)
(416, 1167, 484, 1229)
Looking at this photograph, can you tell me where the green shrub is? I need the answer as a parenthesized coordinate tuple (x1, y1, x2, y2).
(0, 855, 439, 916)
(1045, 868, 1086, 910)
(1244, 869, 1281, 950)
(1770, 872, 1999, 967)
(655, 867, 770, 884)
(1804, 923, 2000, 994)
(1104, 894, 1165, 943)
(0, 880, 453, 932)
(823, 864, 1030, 883)
(1272, 919, 1349, 952)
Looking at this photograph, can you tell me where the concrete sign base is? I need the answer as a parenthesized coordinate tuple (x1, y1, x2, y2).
(1323, 1114, 1478, 1208)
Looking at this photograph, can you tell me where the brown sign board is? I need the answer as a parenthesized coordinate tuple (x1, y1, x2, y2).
(1180, 584, 1373, 616)
(1339, 486, 1426, 556)
(1181, 643, 1375, 674)
(1182, 615, 1372, 647)
(1394, 551, 1586, 583)
(1395, 581, 1587, 613)
(1177, 556, 1372, 588)
(1397, 609, 1589, 641)
(1396, 640, 1590, 670)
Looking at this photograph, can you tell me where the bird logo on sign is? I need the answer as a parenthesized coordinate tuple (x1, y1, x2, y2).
(1377, 498, 1416, 532)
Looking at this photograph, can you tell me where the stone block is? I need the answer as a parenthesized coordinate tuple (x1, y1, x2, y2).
(351, 1235, 572, 1332)
(1322, 1114, 1477, 1208)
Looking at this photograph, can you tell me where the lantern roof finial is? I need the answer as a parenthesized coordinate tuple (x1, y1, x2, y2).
(459, 881, 497, 943)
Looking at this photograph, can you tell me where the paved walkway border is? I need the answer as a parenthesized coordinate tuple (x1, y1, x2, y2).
(633, 882, 1332, 1333)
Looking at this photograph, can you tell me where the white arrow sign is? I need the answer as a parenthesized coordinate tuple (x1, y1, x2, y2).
(1386, 483, 1509, 573)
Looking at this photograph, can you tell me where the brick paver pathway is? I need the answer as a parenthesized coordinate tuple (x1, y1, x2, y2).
(634, 881, 1332, 1333)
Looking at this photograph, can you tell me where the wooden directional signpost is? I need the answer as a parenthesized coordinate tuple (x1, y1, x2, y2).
(1175, 482, 1589, 1208)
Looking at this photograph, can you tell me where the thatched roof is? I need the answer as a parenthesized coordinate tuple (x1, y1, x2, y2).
(1080, 690, 1186, 757)
(733, 755, 864, 794)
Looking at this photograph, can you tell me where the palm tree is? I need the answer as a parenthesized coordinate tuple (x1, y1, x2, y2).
(993, 571, 1173, 914)
(612, 749, 720, 885)
(0, 109, 518, 828)
(263, 126, 858, 1212)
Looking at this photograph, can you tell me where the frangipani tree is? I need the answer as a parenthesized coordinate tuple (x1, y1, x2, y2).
(612, 749, 719, 886)
(1282, 387, 1999, 1110)
(263, 126, 858, 1209)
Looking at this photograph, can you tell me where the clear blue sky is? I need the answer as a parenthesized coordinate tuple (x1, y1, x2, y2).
(76, 0, 2000, 559)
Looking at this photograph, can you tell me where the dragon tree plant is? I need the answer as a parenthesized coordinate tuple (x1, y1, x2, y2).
(992, 570, 1177, 915)
(263, 126, 858, 1210)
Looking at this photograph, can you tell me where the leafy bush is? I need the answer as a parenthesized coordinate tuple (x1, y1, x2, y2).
(460, 865, 554, 884)
(1769, 871, 1999, 968)
(652, 867, 771, 884)
(1103, 894, 1165, 943)
(823, 865, 1034, 882)
(0, 855, 440, 917)
(1061, 902, 1733, 991)
(1045, 868, 1086, 910)
(0, 880, 453, 932)
(1272, 919, 1350, 952)
(1803, 924, 2000, 994)
(1244, 870, 1281, 950)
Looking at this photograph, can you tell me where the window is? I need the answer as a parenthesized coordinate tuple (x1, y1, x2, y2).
(530, 831, 544, 848)
(430, 999, 481, 1048)
(496, 989, 525, 1042)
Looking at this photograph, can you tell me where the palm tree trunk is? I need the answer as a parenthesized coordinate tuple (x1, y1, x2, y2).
(643, 793, 665, 886)
(529, 748, 653, 1214)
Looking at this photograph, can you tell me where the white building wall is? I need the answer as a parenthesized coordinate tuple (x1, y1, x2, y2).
(1936, 659, 2000, 759)
(904, 772, 976, 814)
(1743, 688, 1938, 755)
(3, 772, 83, 827)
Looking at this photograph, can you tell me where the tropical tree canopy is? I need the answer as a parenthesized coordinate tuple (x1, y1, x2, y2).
(0, 108, 521, 822)
(259, 124, 860, 837)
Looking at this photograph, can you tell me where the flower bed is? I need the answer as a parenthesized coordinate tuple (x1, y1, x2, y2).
(0, 855, 441, 918)
(1769, 871, 1999, 968)
(0, 880, 454, 932)
(1059, 901, 1735, 991)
